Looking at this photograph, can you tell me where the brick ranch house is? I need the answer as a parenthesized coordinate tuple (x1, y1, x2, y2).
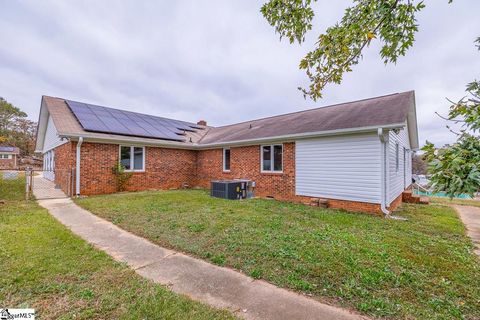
(0, 146, 20, 169)
(34, 91, 419, 215)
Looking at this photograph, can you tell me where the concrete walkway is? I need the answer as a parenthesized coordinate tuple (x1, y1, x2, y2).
(454, 205, 480, 257)
(33, 175, 69, 200)
(33, 189, 366, 319)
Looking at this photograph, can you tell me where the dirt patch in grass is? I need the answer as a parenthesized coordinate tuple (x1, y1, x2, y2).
(76, 189, 480, 319)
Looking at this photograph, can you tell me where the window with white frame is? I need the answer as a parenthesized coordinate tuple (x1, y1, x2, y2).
(395, 143, 399, 172)
(261, 144, 283, 172)
(223, 148, 231, 171)
(120, 146, 145, 171)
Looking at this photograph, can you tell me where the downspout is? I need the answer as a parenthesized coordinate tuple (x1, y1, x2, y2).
(75, 137, 83, 196)
(377, 128, 390, 216)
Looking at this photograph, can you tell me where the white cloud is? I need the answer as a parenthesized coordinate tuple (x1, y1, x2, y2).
(0, 0, 478, 147)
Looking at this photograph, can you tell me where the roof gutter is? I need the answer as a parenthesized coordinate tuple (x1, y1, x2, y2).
(59, 133, 197, 150)
(377, 128, 390, 216)
(75, 136, 83, 196)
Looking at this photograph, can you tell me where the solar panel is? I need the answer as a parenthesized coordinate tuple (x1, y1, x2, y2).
(65, 100, 201, 142)
(0, 146, 14, 152)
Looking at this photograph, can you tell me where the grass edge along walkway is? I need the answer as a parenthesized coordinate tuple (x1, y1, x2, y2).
(75, 189, 480, 320)
(0, 178, 235, 320)
(38, 196, 364, 320)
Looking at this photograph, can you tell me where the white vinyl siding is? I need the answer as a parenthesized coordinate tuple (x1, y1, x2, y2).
(43, 115, 67, 153)
(296, 133, 382, 203)
(43, 149, 55, 181)
(388, 126, 411, 204)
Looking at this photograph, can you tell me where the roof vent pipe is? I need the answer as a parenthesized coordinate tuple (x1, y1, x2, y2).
(75, 137, 83, 196)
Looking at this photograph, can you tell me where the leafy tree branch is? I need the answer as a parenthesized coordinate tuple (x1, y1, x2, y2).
(262, 0, 432, 100)
(262, 1, 478, 197)
(422, 38, 479, 198)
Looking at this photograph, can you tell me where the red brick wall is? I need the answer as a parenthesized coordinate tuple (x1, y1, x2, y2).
(54, 142, 76, 195)
(387, 192, 403, 212)
(0, 156, 16, 169)
(77, 143, 197, 196)
(294, 195, 384, 215)
(196, 143, 296, 200)
(52, 140, 406, 215)
(127, 146, 197, 193)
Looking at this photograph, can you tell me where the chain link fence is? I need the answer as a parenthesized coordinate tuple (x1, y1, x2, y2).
(0, 169, 28, 200)
(0, 169, 72, 200)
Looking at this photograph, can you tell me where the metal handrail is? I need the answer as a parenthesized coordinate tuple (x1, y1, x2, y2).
(412, 182, 431, 196)
(414, 183, 430, 192)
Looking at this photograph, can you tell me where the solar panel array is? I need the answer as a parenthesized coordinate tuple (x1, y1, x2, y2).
(66, 100, 203, 142)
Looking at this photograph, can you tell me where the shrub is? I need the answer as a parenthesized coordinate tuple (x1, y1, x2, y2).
(112, 163, 133, 192)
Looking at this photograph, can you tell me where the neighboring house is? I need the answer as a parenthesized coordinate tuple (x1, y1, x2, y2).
(0, 146, 20, 170)
(19, 155, 43, 170)
(34, 91, 419, 215)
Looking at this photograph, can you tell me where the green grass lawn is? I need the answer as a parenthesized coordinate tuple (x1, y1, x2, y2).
(0, 179, 235, 320)
(75, 189, 480, 319)
(429, 196, 480, 208)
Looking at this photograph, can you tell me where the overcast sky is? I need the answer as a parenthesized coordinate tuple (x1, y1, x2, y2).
(1, 1, 479, 147)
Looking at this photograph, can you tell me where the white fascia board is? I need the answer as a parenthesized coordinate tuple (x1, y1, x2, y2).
(34, 98, 50, 153)
(59, 132, 196, 150)
(407, 95, 420, 150)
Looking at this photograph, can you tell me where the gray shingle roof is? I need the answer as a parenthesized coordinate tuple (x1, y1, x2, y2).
(40, 91, 416, 148)
(199, 91, 414, 144)
(0, 146, 20, 153)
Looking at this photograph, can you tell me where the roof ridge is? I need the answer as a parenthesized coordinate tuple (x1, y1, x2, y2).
(210, 91, 409, 129)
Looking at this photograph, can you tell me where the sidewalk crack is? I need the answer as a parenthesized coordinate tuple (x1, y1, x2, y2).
(134, 252, 177, 270)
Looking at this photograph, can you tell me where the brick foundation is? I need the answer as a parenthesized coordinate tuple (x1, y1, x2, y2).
(387, 193, 403, 212)
(295, 195, 383, 215)
(51, 141, 408, 215)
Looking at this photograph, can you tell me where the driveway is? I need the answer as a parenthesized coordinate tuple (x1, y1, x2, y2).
(454, 205, 480, 257)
